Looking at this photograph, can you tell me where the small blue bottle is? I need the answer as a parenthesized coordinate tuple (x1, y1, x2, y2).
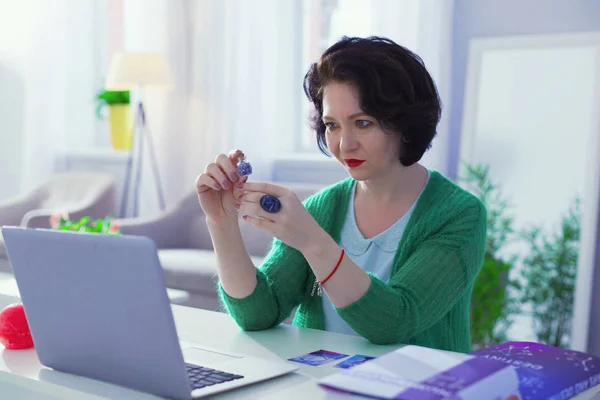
(237, 155, 253, 176)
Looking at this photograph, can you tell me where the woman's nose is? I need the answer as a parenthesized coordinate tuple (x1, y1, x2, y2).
(340, 131, 359, 152)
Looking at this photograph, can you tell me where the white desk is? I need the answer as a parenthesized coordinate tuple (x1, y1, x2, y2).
(0, 293, 598, 399)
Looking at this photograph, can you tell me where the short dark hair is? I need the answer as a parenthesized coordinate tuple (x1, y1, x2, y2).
(303, 36, 441, 166)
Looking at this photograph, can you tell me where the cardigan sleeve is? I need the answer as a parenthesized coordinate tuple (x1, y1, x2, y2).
(217, 239, 309, 331)
(336, 198, 487, 345)
(217, 191, 332, 331)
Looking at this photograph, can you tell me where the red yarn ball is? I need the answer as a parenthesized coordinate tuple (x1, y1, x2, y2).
(0, 303, 34, 350)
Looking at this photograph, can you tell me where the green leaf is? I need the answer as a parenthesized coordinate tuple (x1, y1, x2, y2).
(95, 90, 130, 119)
(50, 215, 120, 236)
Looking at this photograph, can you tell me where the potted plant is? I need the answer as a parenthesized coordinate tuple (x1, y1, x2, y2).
(520, 197, 580, 348)
(96, 89, 132, 151)
(459, 162, 520, 349)
(49, 212, 121, 235)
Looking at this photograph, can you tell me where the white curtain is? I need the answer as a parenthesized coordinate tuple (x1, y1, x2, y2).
(123, 0, 300, 215)
(122, 0, 191, 215)
(210, 0, 301, 179)
(19, 0, 69, 194)
(1, 0, 452, 210)
(0, 0, 50, 199)
(121, 0, 454, 216)
(0, 0, 106, 198)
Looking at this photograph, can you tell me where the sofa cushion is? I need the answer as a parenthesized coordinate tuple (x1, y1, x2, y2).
(238, 222, 276, 256)
(187, 215, 214, 249)
(158, 249, 265, 294)
(187, 215, 277, 257)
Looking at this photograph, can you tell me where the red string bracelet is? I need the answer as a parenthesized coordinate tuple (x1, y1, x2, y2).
(311, 248, 345, 297)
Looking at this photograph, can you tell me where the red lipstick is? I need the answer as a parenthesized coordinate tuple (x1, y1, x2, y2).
(344, 159, 365, 168)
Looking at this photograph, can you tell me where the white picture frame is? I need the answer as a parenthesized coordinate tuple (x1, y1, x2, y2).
(459, 32, 600, 353)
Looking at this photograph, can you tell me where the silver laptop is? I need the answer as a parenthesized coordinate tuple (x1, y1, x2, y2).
(1, 226, 297, 399)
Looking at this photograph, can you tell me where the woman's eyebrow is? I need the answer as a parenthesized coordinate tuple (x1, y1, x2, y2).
(323, 112, 368, 120)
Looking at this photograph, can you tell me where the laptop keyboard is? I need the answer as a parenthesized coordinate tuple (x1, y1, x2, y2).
(185, 363, 244, 390)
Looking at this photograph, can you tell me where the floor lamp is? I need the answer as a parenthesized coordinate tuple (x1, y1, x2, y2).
(105, 52, 174, 218)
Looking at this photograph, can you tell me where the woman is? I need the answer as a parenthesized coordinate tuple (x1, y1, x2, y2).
(195, 36, 486, 352)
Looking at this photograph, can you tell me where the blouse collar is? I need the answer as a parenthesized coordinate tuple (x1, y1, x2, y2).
(340, 170, 431, 256)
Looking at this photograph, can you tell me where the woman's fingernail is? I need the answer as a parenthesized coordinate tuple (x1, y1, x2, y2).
(230, 172, 239, 181)
(235, 204, 240, 209)
(236, 182, 244, 188)
(222, 180, 230, 189)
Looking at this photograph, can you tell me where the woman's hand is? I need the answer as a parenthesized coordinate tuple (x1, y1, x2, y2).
(240, 181, 372, 311)
(195, 150, 248, 224)
(238, 182, 329, 253)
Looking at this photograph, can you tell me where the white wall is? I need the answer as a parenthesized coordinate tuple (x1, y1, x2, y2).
(450, 0, 600, 179)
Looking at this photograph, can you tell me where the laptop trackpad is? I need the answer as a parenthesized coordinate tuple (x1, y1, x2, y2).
(182, 347, 242, 366)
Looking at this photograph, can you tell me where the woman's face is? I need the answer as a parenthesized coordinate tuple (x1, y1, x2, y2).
(322, 82, 401, 181)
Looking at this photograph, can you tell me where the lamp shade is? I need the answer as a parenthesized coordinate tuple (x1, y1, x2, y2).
(105, 52, 174, 90)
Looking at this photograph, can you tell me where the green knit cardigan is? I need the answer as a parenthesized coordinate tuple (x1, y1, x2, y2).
(219, 171, 487, 352)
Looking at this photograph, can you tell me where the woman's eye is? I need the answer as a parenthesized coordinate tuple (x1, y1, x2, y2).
(324, 122, 338, 130)
(356, 120, 371, 128)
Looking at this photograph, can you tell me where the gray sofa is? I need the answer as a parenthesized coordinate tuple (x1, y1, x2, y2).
(116, 183, 326, 311)
(0, 172, 117, 273)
